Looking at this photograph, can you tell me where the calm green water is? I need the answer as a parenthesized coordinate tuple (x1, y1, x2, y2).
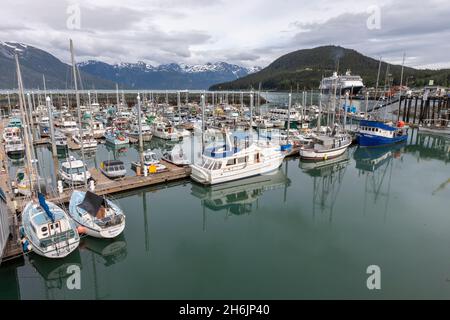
(1, 130, 449, 299)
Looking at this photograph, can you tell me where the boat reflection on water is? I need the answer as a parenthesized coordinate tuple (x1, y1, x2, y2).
(353, 143, 405, 218)
(79, 235, 128, 267)
(300, 151, 350, 221)
(191, 168, 291, 216)
(354, 143, 405, 172)
(28, 250, 82, 292)
(105, 143, 129, 156)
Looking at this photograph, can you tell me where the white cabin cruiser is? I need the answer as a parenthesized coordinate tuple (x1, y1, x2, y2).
(59, 156, 91, 185)
(190, 133, 286, 185)
(72, 131, 98, 150)
(162, 147, 190, 166)
(57, 120, 79, 136)
(151, 121, 182, 140)
(131, 150, 167, 173)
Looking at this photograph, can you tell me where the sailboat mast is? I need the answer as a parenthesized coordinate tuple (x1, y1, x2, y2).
(201, 93, 205, 152)
(317, 92, 322, 133)
(287, 93, 291, 142)
(69, 39, 88, 189)
(398, 53, 406, 122)
(374, 56, 382, 101)
(137, 94, 144, 172)
(15, 54, 35, 196)
(115, 83, 120, 109)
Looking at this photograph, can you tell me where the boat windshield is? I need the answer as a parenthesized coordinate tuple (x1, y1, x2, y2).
(66, 166, 87, 174)
(201, 158, 215, 169)
(144, 154, 158, 162)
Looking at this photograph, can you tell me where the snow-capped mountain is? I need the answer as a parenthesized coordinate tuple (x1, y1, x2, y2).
(0, 42, 115, 89)
(78, 60, 261, 89)
(0, 41, 260, 89)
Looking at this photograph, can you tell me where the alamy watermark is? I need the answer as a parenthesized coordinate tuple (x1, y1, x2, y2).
(66, 265, 81, 290)
(366, 265, 381, 290)
(66, 3, 81, 30)
(366, 5, 381, 30)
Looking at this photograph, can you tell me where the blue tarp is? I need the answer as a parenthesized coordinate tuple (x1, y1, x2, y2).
(38, 193, 55, 223)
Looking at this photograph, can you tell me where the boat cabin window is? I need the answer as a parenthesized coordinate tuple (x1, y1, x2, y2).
(226, 158, 236, 166)
(237, 156, 247, 164)
(213, 162, 222, 170)
(64, 166, 87, 174)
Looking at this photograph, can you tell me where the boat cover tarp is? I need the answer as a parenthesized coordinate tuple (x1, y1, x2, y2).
(38, 193, 55, 223)
(78, 191, 105, 217)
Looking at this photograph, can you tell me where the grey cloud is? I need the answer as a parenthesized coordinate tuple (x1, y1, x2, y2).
(289, 1, 450, 68)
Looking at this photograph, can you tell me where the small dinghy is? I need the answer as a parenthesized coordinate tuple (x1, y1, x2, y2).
(69, 190, 126, 239)
(21, 193, 80, 258)
(99, 160, 126, 179)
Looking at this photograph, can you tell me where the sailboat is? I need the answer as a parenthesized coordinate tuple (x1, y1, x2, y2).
(66, 40, 126, 240)
(21, 194, 80, 258)
(299, 84, 352, 161)
(13, 53, 79, 259)
(68, 191, 126, 239)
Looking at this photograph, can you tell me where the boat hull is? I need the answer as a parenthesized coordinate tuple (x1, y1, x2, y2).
(299, 143, 349, 161)
(68, 191, 126, 239)
(190, 155, 285, 185)
(357, 133, 407, 147)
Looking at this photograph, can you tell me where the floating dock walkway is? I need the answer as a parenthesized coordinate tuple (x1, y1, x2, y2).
(0, 118, 192, 263)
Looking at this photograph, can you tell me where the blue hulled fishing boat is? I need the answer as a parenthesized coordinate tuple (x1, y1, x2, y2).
(356, 120, 408, 147)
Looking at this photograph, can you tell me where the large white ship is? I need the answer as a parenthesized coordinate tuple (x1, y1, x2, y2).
(319, 70, 364, 94)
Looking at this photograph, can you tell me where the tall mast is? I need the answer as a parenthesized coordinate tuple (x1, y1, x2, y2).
(7, 91, 11, 115)
(15, 54, 36, 197)
(374, 56, 382, 101)
(249, 92, 253, 137)
(287, 93, 291, 142)
(317, 92, 322, 133)
(70, 39, 88, 189)
(398, 53, 406, 122)
(201, 93, 205, 152)
(115, 83, 120, 110)
(137, 94, 144, 173)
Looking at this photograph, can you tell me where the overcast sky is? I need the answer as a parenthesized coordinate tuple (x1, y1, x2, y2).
(1, 0, 449, 69)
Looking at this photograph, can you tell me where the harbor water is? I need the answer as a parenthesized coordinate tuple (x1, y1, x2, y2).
(1, 128, 449, 299)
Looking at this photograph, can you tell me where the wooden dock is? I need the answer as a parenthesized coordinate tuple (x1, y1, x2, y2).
(0, 117, 193, 263)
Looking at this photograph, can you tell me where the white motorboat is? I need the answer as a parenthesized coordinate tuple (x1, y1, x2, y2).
(299, 133, 352, 161)
(5, 136, 25, 157)
(57, 120, 79, 136)
(162, 147, 190, 166)
(190, 132, 286, 185)
(99, 160, 126, 179)
(72, 131, 98, 149)
(150, 121, 182, 140)
(128, 123, 153, 142)
(131, 150, 167, 173)
(59, 156, 91, 185)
